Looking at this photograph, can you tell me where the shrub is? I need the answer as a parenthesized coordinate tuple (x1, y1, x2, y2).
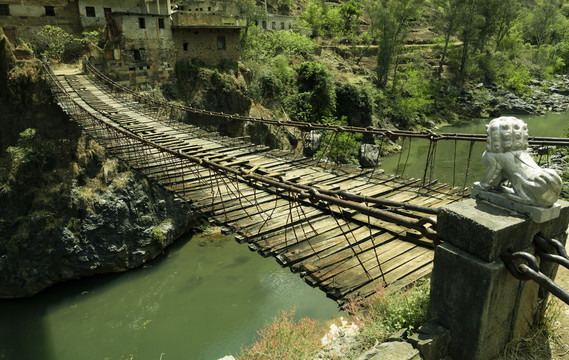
(315, 116, 361, 164)
(386, 60, 434, 129)
(297, 61, 336, 122)
(7, 61, 39, 86)
(31, 25, 74, 60)
(238, 308, 321, 360)
(346, 280, 430, 347)
(62, 39, 85, 63)
(257, 71, 284, 101)
(3, 128, 55, 188)
(151, 225, 166, 247)
(242, 25, 316, 61)
(335, 82, 373, 128)
(82, 29, 103, 48)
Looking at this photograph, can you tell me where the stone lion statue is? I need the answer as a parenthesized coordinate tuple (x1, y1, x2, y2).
(474, 116, 562, 208)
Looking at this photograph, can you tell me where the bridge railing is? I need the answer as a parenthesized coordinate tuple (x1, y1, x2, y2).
(82, 61, 569, 188)
(44, 60, 441, 244)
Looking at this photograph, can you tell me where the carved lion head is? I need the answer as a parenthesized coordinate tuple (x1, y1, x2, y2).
(486, 116, 529, 153)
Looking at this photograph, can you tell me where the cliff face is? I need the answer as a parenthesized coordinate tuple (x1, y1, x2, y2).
(0, 95, 198, 299)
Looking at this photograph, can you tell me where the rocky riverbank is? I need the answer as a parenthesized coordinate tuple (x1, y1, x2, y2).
(456, 75, 569, 118)
(0, 101, 198, 298)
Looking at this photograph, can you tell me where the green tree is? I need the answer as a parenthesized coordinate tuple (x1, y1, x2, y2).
(339, 0, 363, 35)
(454, 0, 480, 82)
(366, 0, 424, 88)
(302, 0, 327, 37)
(433, 0, 463, 77)
(268, 0, 295, 14)
(31, 25, 74, 60)
(296, 61, 336, 122)
(522, 0, 565, 47)
(389, 60, 434, 128)
(335, 82, 373, 128)
(242, 25, 316, 61)
(492, 0, 521, 51)
(238, 0, 266, 43)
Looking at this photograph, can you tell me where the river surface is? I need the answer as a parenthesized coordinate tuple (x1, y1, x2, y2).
(0, 232, 343, 360)
(381, 112, 569, 185)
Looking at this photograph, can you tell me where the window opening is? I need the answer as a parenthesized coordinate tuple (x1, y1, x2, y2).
(158, 18, 164, 28)
(0, 4, 10, 16)
(138, 17, 146, 29)
(217, 36, 226, 50)
(86, 6, 95, 17)
(183, 42, 189, 51)
(45, 6, 55, 16)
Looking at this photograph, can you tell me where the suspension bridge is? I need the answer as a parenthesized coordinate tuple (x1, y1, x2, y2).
(42, 61, 569, 306)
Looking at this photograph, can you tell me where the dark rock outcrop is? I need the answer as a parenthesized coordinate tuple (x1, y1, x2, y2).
(0, 103, 197, 298)
(359, 143, 381, 168)
(456, 76, 569, 118)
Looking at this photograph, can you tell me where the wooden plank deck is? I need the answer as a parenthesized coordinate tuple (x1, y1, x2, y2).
(55, 72, 469, 306)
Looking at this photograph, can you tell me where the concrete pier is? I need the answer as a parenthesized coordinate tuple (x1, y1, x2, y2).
(429, 198, 569, 360)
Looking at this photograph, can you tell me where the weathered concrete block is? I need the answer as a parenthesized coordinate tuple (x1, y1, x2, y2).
(438, 198, 569, 262)
(429, 242, 536, 360)
(407, 321, 450, 360)
(368, 342, 421, 360)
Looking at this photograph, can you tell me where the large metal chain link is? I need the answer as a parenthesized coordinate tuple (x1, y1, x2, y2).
(534, 234, 569, 269)
(503, 235, 569, 306)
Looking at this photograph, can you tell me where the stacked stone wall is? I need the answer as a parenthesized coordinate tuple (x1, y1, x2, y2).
(100, 12, 175, 89)
(172, 27, 240, 65)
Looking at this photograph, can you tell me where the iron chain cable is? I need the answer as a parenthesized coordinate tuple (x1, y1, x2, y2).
(503, 235, 569, 306)
(534, 235, 569, 269)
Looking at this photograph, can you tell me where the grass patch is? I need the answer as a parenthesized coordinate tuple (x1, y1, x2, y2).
(238, 308, 322, 360)
(346, 280, 430, 348)
(496, 301, 565, 360)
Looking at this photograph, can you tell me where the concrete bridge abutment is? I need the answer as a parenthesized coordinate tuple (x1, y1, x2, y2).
(429, 198, 569, 360)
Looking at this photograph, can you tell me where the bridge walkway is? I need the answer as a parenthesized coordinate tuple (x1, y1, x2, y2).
(53, 71, 468, 305)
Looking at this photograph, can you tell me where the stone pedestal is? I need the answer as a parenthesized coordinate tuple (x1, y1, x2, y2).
(429, 198, 569, 360)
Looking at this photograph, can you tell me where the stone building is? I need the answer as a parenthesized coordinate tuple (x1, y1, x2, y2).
(78, 0, 172, 31)
(98, 3, 175, 89)
(0, 0, 82, 43)
(1, 0, 303, 88)
(172, 24, 241, 65)
(174, 0, 241, 19)
(256, 13, 294, 31)
(171, 5, 242, 65)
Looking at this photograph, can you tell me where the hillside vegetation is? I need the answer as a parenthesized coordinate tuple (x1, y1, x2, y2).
(235, 0, 569, 129)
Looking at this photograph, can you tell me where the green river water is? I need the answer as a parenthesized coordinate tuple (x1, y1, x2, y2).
(0, 233, 343, 360)
(0, 113, 566, 360)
